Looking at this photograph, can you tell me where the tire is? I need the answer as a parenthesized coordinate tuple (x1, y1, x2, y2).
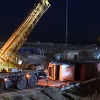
(16, 77, 27, 89)
(27, 74, 37, 86)
(0, 79, 4, 92)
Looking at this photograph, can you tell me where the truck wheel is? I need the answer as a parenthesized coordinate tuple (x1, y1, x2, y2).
(0, 80, 4, 92)
(16, 77, 27, 89)
(28, 74, 37, 86)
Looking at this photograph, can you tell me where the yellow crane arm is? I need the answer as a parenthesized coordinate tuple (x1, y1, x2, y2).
(0, 0, 50, 62)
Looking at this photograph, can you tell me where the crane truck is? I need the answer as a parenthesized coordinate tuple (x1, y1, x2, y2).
(0, 0, 50, 91)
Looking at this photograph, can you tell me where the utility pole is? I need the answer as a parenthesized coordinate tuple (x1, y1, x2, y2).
(66, 0, 68, 44)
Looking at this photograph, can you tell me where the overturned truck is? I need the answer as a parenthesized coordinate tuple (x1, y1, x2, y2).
(48, 50, 100, 82)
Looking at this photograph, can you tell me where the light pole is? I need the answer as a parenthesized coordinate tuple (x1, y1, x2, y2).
(66, 0, 68, 44)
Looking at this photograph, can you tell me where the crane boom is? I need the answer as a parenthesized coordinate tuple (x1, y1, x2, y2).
(0, 0, 50, 62)
(0, 0, 50, 71)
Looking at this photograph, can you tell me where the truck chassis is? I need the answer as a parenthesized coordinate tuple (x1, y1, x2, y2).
(0, 70, 40, 91)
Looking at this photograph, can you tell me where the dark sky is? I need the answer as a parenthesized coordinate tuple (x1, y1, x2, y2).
(0, 0, 66, 43)
(0, 0, 100, 43)
(68, 0, 100, 43)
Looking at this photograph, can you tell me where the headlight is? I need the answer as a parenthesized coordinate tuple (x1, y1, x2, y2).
(4, 78, 8, 81)
(26, 74, 30, 78)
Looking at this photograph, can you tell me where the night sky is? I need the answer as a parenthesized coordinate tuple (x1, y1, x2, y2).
(68, 0, 100, 43)
(0, 0, 100, 44)
(0, 0, 66, 43)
